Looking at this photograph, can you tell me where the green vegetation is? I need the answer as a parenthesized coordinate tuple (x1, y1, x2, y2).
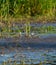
(0, 0, 56, 37)
(0, 0, 56, 22)
(0, 24, 56, 38)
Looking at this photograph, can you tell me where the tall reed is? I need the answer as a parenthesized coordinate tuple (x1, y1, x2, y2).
(0, 0, 56, 22)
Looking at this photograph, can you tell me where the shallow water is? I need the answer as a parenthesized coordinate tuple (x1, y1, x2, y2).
(0, 48, 56, 65)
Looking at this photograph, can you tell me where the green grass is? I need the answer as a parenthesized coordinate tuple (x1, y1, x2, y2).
(0, 0, 56, 22)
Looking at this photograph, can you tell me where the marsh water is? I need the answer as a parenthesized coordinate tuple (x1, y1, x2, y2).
(0, 47, 56, 65)
(0, 23, 56, 65)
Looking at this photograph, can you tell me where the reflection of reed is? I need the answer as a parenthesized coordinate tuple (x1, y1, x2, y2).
(2, 61, 6, 65)
(2, 59, 44, 65)
(2, 58, 55, 65)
